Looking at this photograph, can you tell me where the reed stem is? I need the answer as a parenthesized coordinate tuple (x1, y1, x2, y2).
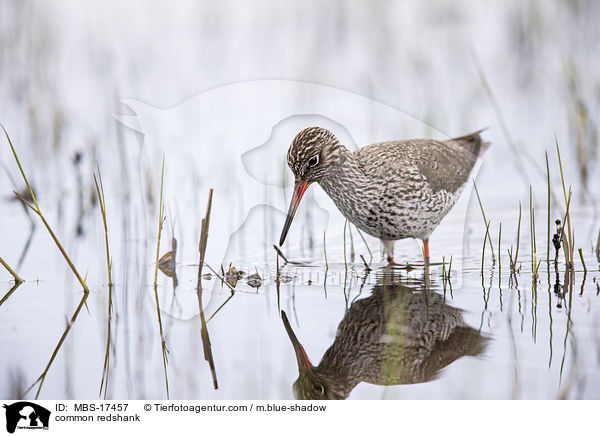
(355, 227, 373, 263)
(95, 167, 113, 399)
(3, 125, 89, 293)
(555, 137, 574, 268)
(198, 189, 214, 290)
(474, 180, 495, 262)
(152, 157, 169, 398)
(0, 256, 23, 283)
(93, 169, 112, 287)
(529, 186, 538, 279)
(498, 223, 502, 287)
(545, 151, 551, 269)
(481, 219, 490, 281)
(514, 201, 522, 271)
(577, 248, 587, 273)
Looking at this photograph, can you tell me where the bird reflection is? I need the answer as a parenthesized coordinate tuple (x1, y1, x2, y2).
(282, 272, 488, 400)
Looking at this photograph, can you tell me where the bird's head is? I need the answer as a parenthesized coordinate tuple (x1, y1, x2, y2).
(279, 127, 346, 246)
(286, 127, 345, 182)
(281, 310, 345, 400)
(292, 372, 345, 401)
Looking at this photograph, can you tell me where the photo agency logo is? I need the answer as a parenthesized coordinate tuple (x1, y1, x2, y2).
(115, 80, 485, 318)
(2, 402, 50, 433)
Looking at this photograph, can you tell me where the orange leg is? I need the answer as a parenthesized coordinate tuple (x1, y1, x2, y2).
(423, 239, 430, 262)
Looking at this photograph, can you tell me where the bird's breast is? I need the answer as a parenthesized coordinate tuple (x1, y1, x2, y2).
(318, 166, 448, 240)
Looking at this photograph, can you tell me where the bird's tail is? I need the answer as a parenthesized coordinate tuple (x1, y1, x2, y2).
(450, 128, 491, 156)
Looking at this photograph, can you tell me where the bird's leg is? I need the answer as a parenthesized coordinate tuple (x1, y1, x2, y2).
(383, 240, 395, 264)
(423, 239, 430, 264)
(423, 239, 431, 288)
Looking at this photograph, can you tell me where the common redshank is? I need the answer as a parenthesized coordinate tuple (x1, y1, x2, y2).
(281, 274, 487, 400)
(278, 127, 490, 262)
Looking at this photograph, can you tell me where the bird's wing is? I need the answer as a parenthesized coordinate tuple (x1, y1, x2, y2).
(355, 137, 484, 194)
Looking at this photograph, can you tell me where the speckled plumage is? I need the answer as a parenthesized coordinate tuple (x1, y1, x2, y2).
(282, 126, 490, 259)
(282, 275, 487, 400)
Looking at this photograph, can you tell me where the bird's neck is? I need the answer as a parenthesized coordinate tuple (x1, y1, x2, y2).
(315, 343, 366, 399)
(317, 150, 370, 216)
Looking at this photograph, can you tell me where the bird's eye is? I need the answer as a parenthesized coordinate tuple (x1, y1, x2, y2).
(312, 383, 324, 395)
(307, 155, 319, 168)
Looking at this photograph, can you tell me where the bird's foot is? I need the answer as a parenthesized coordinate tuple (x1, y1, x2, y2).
(385, 258, 416, 271)
(386, 255, 407, 267)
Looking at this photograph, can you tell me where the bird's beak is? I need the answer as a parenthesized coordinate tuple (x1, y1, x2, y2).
(281, 310, 312, 374)
(279, 179, 310, 246)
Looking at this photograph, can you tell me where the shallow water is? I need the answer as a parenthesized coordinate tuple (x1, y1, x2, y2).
(1, 1, 599, 400)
